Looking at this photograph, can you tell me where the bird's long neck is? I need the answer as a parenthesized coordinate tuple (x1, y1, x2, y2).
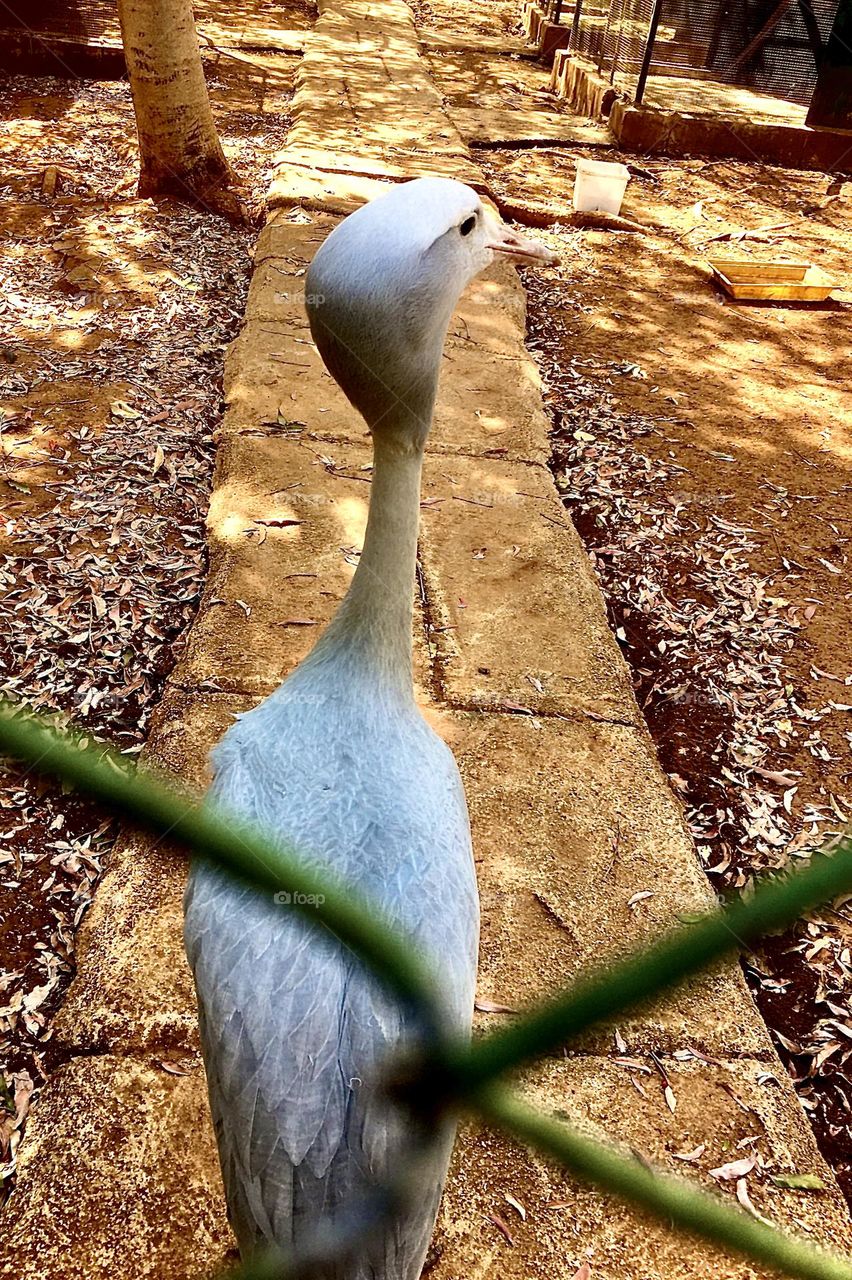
(307, 432, 424, 700)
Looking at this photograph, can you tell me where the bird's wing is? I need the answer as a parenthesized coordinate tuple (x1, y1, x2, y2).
(187, 864, 421, 1248)
(185, 791, 428, 1251)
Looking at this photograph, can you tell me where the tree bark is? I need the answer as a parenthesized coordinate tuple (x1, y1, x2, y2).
(117, 0, 241, 217)
(806, 1, 852, 129)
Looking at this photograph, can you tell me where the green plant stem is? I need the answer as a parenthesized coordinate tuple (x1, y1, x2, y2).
(476, 1085, 852, 1280)
(3, 702, 851, 1084)
(0, 702, 441, 1028)
(440, 839, 852, 1096)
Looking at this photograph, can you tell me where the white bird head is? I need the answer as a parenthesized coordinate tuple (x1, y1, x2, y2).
(305, 177, 557, 450)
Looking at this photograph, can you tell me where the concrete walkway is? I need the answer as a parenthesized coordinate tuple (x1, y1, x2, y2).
(3, 3, 850, 1277)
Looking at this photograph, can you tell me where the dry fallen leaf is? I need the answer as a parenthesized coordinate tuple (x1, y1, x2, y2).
(673, 1144, 706, 1163)
(504, 1193, 527, 1221)
(485, 1213, 515, 1246)
(709, 1156, 756, 1181)
(110, 399, 142, 420)
(475, 998, 518, 1015)
(157, 1060, 193, 1076)
(736, 1177, 773, 1225)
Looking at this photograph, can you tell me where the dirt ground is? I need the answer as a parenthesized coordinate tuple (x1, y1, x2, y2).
(460, 92, 852, 1195)
(413, 0, 522, 42)
(0, 18, 304, 1184)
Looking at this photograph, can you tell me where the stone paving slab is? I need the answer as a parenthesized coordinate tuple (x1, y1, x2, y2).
(53, 689, 243, 1055)
(268, 155, 487, 215)
(173, 429, 632, 718)
(268, 164, 409, 215)
(283, 137, 478, 181)
(440, 711, 769, 1056)
(171, 435, 434, 697)
(419, 452, 635, 718)
(269, 1, 483, 199)
(0, 1055, 231, 1280)
(222, 320, 552, 463)
(436, 1057, 852, 1279)
(419, 29, 532, 55)
(227, 214, 549, 464)
(454, 105, 613, 148)
(9, 1052, 846, 1280)
(251, 212, 530, 357)
(433, 340, 553, 464)
(288, 77, 469, 163)
(252, 208, 337, 266)
(448, 262, 531, 358)
(170, 440, 432, 701)
(209, 27, 307, 52)
(53, 826, 201, 1055)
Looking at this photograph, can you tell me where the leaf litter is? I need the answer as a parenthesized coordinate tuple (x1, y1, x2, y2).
(0, 48, 294, 1192)
(499, 149, 852, 1203)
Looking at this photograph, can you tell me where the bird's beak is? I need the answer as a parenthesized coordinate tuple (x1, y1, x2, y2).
(485, 212, 559, 266)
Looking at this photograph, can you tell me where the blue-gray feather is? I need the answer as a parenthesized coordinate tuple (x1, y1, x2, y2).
(184, 665, 479, 1274)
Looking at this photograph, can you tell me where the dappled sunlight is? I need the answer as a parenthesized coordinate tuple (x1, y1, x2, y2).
(336, 493, 369, 549)
(643, 75, 810, 125)
(427, 47, 557, 113)
(212, 497, 301, 545)
(480, 142, 851, 487)
(412, 0, 521, 45)
(193, 0, 315, 40)
(0, 11, 293, 1097)
(0, 425, 54, 468)
(208, 469, 369, 559)
(49, 326, 95, 350)
(474, 412, 511, 437)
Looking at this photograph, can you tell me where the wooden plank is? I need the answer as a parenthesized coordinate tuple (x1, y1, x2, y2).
(709, 258, 836, 300)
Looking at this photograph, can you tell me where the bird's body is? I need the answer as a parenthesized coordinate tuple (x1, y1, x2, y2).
(184, 662, 477, 1273)
(184, 178, 556, 1277)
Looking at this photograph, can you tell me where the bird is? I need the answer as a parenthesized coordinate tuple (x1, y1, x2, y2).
(184, 177, 557, 1278)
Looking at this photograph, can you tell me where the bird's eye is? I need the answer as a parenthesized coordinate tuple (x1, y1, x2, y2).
(459, 215, 476, 237)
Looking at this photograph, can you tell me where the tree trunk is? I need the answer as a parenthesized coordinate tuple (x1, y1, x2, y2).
(117, 0, 241, 217)
(806, 1, 852, 129)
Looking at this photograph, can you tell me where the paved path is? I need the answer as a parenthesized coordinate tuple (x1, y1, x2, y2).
(3, 3, 850, 1277)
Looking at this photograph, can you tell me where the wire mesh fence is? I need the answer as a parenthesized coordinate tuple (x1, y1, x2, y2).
(0, 0, 122, 75)
(1, 700, 851, 1280)
(567, 0, 841, 108)
(0, 0, 120, 41)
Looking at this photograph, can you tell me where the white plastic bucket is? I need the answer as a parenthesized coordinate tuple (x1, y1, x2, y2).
(573, 159, 631, 215)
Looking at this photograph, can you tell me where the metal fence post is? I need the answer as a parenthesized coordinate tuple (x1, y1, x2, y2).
(570, 0, 583, 47)
(598, 0, 615, 71)
(635, 0, 664, 103)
